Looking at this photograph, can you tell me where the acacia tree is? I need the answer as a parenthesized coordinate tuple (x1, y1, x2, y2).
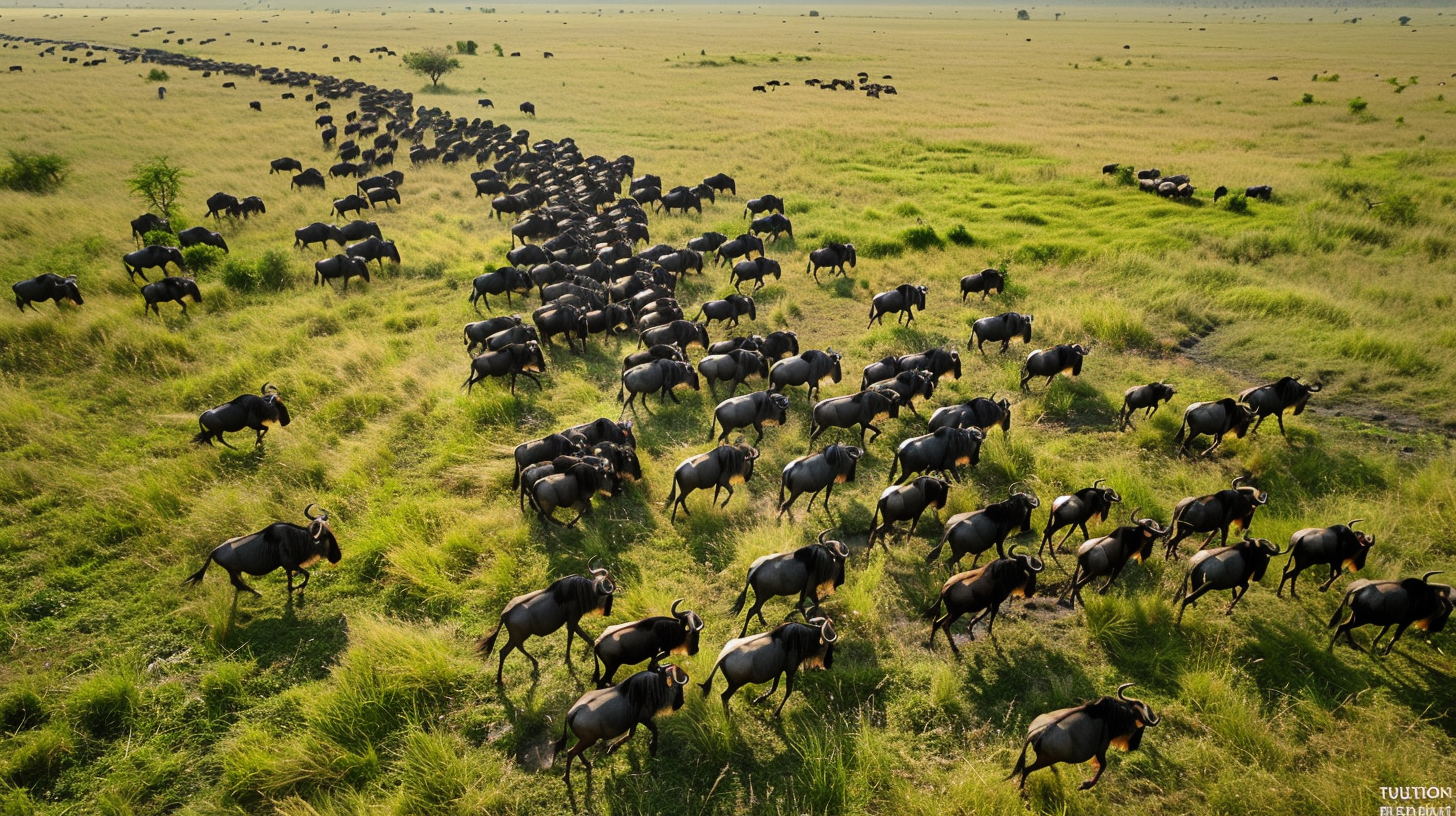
(127, 156, 188, 219)
(402, 47, 462, 87)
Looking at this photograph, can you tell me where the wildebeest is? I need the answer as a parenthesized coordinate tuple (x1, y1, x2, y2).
(709, 390, 790, 444)
(345, 236, 400, 270)
(193, 384, 290, 448)
(12, 274, 82, 312)
(1041, 480, 1123, 556)
(700, 616, 837, 716)
(177, 226, 228, 253)
(1118, 382, 1176, 431)
(778, 443, 864, 518)
(869, 476, 950, 550)
(960, 268, 1006, 302)
(806, 242, 856, 282)
(867, 370, 937, 417)
(927, 544, 1044, 654)
(528, 460, 617, 527)
(519, 101, 535, 116)
(970, 312, 1033, 354)
(928, 488, 1041, 570)
(1066, 510, 1169, 606)
(730, 531, 847, 635)
(291, 168, 326, 191)
(1164, 476, 1270, 557)
(714, 233, 765, 266)
(1007, 684, 1160, 790)
(465, 317, 530, 355)
(563, 417, 637, 450)
(510, 430, 584, 489)
(697, 349, 769, 397)
(769, 349, 842, 401)
(204, 192, 241, 220)
(475, 564, 617, 683)
(702, 172, 736, 196)
(141, 276, 202, 316)
(618, 358, 700, 412)
(554, 663, 689, 786)
(365, 186, 400, 208)
(470, 267, 532, 311)
(859, 348, 962, 389)
(294, 222, 347, 251)
(623, 343, 686, 372)
(929, 395, 1012, 436)
(592, 600, 704, 687)
(694, 294, 756, 328)
(130, 213, 171, 242)
(1277, 520, 1375, 598)
(1101, 163, 1122, 175)
(665, 441, 760, 520)
(749, 213, 793, 241)
(743, 194, 785, 218)
(1328, 572, 1454, 654)
(313, 254, 371, 290)
(331, 194, 370, 219)
(639, 319, 709, 352)
(688, 231, 729, 254)
(1020, 344, 1089, 391)
(868, 283, 928, 327)
(808, 387, 901, 447)
(462, 341, 546, 394)
(1238, 376, 1321, 439)
(887, 426, 984, 485)
(123, 244, 184, 282)
(1176, 535, 1285, 623)
(730, 257, 782, 292)
(1246, 185, 1273, 201)
(182, 505, 339, 598)
(1173, 397, 1255, 458)
(234, 196, 266, 219)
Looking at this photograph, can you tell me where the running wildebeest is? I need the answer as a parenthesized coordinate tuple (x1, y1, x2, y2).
(1007, 684, 1160, 790)
(12, 274, 82, 312)
(869, 476, 950, 550)
(806, 242, 856, 282)
(554, 663, 690, 787)
(510, 430, 585, 489)
(928, 395, 1012, 436)
(928, 544, 1044, 654)
(313, 254, 371, 290)
(475, 563, 617, 683)
(1020, 344, 1088, 391)
(1173, 398, 1255, 458)
(619, 358, 700, 413)
(929, 488, 1041, 570)
(807, 387, 901, 447)
(1238, 376, 1321, 439)
(769, 349, 842, 401)
(1328, 572, 1454, 654)
(177, 226, 228, 253)
(182, 504, 339, 599)
(688, 231, 729, 254)
(665, 440, 760, 520)
(749, 213, 793, 241)
(141, 276, 202, 316)
(527, 460, 618, 527)
(778, 444, 864, 518)
(623, 343, 686, 372)
(887, 426, 984, 485)
(1118, 382, 1176, 431)
(332, 194, 371, 219)
(1066, 510, 1169, 606)
(1041, 480, 1123, 556)
(960, 268, 1006, 302)
(743, 194, 785, 218)
(123, 244, 184, 282)
(1163, 476, 1269, 558)
(867, 370, 937, 418)
(1176, 535, 1284, 623)
(463, 342, 546, 394)
(592, 600, 704, 687)
(867, 283, 928, 327)
(639, 319, 709, 352)
(700, 616, 837, 716)
(193, 383, 291, 448)
(714, 233, 765, 266)
(204, 192, 241, 220)
(702, 172, 737, 196)
(970, 312, 1033, 354)
(694, 294, 756, 328)
(858, 348, 962, 390)
(697, 349, 769, 397)
(709, 390, 789, 444)
(730, 257, 782, 292)
(730, 531, 848, 635)
(1277, 520, 1375, 598)
(470, 267, 532, 311)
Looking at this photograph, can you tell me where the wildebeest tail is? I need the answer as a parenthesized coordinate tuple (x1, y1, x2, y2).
(664, 475, 679, 509)
(182, 555, 211, 586)
(192, 418, 216, 446)
(923, 595, 944, 620)
(730, 567, 754, 615)
(698, 661, 720, 696)
(1005, 736, 1033, 782)
(925, 531, 948, 564)
(1173, 414, 1189, 446)
(1328, 589, 1353, 628)
(552, 718, 572, 756)
(475, 621, 503, 656)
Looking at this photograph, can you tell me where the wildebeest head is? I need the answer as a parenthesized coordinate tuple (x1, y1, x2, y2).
(1087, 479, 1122, 518)
(1238, 534, 1284, 582)
(588, 557, 618, 614)
(1115, 682, 1160, 730)
(1125, 507, 1170, 561)
(1231, 476, 1269, 507)
(1019, 313, 1035, 343)
(1345, 519, 1376, 571)
(670, 598, 706, 654)
(304, 503, 342, 565)
(260, 382, 292, 428)
(803, 614, 839, 669)
(999, 483, 1042, 531)
(1006, 544, 1045, 597)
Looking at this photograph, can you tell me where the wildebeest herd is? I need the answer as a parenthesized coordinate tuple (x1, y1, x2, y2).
(4, 27, 1450, 801)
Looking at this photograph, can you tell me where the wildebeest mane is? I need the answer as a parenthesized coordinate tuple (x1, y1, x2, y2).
(770, 621, 826, 665)
(547, 574, 603, 615)
(620, 666, 674, 715)
(793, 543, 844, 589)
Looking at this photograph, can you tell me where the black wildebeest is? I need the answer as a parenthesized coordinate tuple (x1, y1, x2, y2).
(730, 257, 782, 292)
(1118, 382, 1176, 431)
(694, 294, 755, 328)
(123, 244, 184, 282)
(731, 531, 848, 635)
(928, 544, 1044, 654)
(929, 488, 1041, 570)
(1246, 185, 1273, 201)
(510, 430, 584, 489)
(960, 268, 1006, 302)
(331, 194, 371, 219)
(528, 461, 617, 527)
(623, 343, 686, 372)
(887, 426, 984, 485)
(592, 601, 704, 686)
(1007, 684, 1160, 790)
(688, 231, 729, 254)
(778, 444, 864, 518)
(1174, 397, 1255, 458)
(806, 242, 856, 282)
(313, 254, 370, 290)
(929, 395, 1012, 436)
(476, 564, 617, 683)
(1164, 476, 1269, 558)
(658, 186, 702, 215)
(702, 172, 736, 196)
(743, 194, 785, 218)
(619, 358, 700, 413)
(749, 213, 793, 241)
(1020, 343, 1089, 391)
(867, 283, 928, 327)
(204, 192, 241, 220)
(1101, 163, 1122, 175)
(868, 370, 937, 418)
(1176, 535, 1285, 623)
(860, 348, 962, 390)
(519, 101, 535, 116)
(470, 267, 532, 311)
(665, 441, 760, 520)
(12, 274, 82, 312)
(291, 168, 327, 191)
(554, 664, 690, 787)
(1277, 520, 1375, 598)
(714, 233, 765, 266)
(141, 276, 202, 316)
(869, 476, 950, 550)
(970, 312, 1033, 354)
(1041, 480, 1123, 556)
(697, 349, 769, 397)
(769, 348, 842, 401)
(178, 226, 228, 253)
(182, 505, 339, 599)
(345, 236, 400, 270)
(1238, 376, 1321, 439)
(471, 321, 537, 355)
(463, 342, 546, 394)
(365, 186, 400, 208)
(294, 222, 347, 251)
(270, 156, 303, 175)
(1066, 510, 1169, 606)
(193, 384, 290, 448)
(701, 616, 837, 716)
(808, 387, 901, 447)
(640, 319, 710, 352)
(234, 196, 266, 219)
(130, 213, 171, 243)
(709, 390, 789, 444)
(1328, 572, 1454, 654)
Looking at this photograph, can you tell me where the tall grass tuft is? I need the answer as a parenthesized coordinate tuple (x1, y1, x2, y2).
(66, 670, 139, 739)
(901, 225, 945, 251)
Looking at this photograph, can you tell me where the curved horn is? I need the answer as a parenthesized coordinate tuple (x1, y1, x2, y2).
(1128, 506, 1143, 524)
(1117, 683, 1136, 702)
(1026, 554, 1045, 573)
(747, 446, 761, 461)
(587, 554, 603, 573)
(819, 618, 838, 643)
(1346, 519, 1364, 529)
(819, 529, 833, 544)
(304, 503, 321, 521)
(1309, 382, 1322, 392)
(262, 382, 278, 395)
(1232, 475, 1247, 488)
(832, 540, 849, 559)
(1422, 571, 1443, 583)
(1093, 478, 1105, 488)
(671, 598, 684, 616)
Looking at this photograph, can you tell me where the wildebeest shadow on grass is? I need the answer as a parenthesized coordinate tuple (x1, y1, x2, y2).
(214, 444, 269, 476)
(1032, 376, 1120, 430)
(235, 609, 349, 682)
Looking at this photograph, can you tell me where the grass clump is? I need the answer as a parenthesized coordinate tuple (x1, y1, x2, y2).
(0, 689, 47, 733)
(221, 250, 297, 293)
(946, 224, 975, 246)
(67, 671, 138, 739)
(900, 225, 944, 251)
(145, 68, 168, 82)
(4, 725, 74, 788)
(181, 244, 224, 274)
(1374, 193, 1419, 226)
(1347, 96, 1369, 116)
(1224, 192, 1249, 213)
(0, 150, 70, 194)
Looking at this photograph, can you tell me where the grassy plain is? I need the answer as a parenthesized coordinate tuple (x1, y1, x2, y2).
(1, 5, 1455, 816)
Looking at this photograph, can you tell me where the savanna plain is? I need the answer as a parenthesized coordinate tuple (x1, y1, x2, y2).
(1, 3, 1456, 815)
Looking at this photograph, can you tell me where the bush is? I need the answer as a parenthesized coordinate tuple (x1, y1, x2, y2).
(1300, 93, 1314, 104)
(219, 258, 257, 293)
(223, 250, 296, 293)
(67, 672, 138, 738)
(182, 245, 224, 274)
(1348, 97, 1368, 115)
(946, 225, 975, 246)
(0, 151, 70, 194)
(0, 689, 47, 733)
(127, 156, 188, 220)
(145, 68, 168, 82)
(1374, 193, 1419, 226)
(492, 43, 503, 57)
(142, 229, 175, 247)
(901, 225, 945, 251)
(1224, 192, 1249, 213)
(1115, 165, 1136, 186)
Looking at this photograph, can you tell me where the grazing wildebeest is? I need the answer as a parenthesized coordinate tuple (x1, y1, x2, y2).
(123, 245, 184, 282)
(1246, 185, 1273, 201)
(1164, 476, 1269, 558)
(12, 274, 82, 312)
(346, 236, 400, 270)
(553, 663, 689, 788)
(342, 219, 388, 244)
(234, 196, 266, 219)
(141, 276, 202, 315)
(618, 358, 700, 412)
(970, 312, 1033, 354)
(178, 226, 228, 253)
(1101, 163, 1121, 175)
(1238, 376, 1321, 439)
(1066, 510, 1168, 606)
(1173, 397, 1255, 458)
(1277, 520, 1375, 598)
(204, 192, 241, 220)
(697, 349, 769, 398)
(808, 387, 901, 447)
(702, 172, 736, 196)
(700, 617, 837, 716)
(665, 441, 760, 520)
(959, 268, 1006, 302)
(1176, 535, 1284, 623)
(1007, 684, 1160, 790)
(769, 349, 842, 401)
(688, 231, 729, 253)
(130, 213, 171, 242)
(887, 426, 983, 485)
(294, 222, 347, 251)
(519, 101, 535, 116)
(869, 476, 950, 550)
(1328, 572, 1454, 654)
(709, 390, 789, 444)
(313, 254, 371, 290)
(806, 242, 856, 282)
(475, 564, 617, 683)
(867, 283, 928, 327)
(331, 194, 371, 219)
(1118, 382, 1176, 431)
(182, 505, 339, 598)
(714, 233, 765, 266)
(193, 384, 291, 448)
(364, 186, 400, 208)
(778, 444, 864, 518)
(528, 460, 617, 527)
(471, 267, 532, 311)
(928, 544, 1044, 654)
(730, 257, 782, 292)
(929, 395, 1012, 436)
(743, 194, 785, 218)
(1020, 344, 1089, 391)
(462, 342, 546, 394)
(291, 168, 326, 191)
(592, 601, 704, 687)
(1041, 480, 1123, 556)
(695, 294, 756, 328)
(929, 488, 1040, 570)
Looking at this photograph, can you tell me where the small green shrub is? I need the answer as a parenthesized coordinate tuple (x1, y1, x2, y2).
(1374, 193, 1419, 226)
(200, 662, 251, 714)
(253, 250, 297, 291)
(830, 277, 857, 298)
(145, 68, 168, 82)
(67, 672, 138, 738)
(946, 225, 975, 246)
(1347, 96, 1368, 115)
(1300, 93, 1314, 104)
(0, 689, 47, 733)
(859, 238, 903, 258)
(5, 726, 74, 787)
(1115, 165, 1136, 186)
(0, 151, 70, 194)
(1224, 192, 1249, 213)
(219, 258, 257, 293)
(141, 229, 175, 247)
(181, 245, 223, 274)
(492, 43, 503, 57)
(900, 225, 944, 251)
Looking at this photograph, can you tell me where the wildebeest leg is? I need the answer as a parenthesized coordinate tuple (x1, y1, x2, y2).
(1370, 624, 1393, 654)
(228, 570, 263, 598)
(863, 422, 880, 445)
(1224, 584, 1248, 614)
(1176, 583, 1213, 624)
(720, 483, 735, 508)
(1318, 565, 1341, 593)
(720, 683, 740, 717)
(604, 723, 638, 754)
(751, 675, 781, 705)
(508, 373, 518, 395)
(1277, 560, 1300, 598)
(1275, 413, 1290, 442)
(255, 427, 268, 446)
(1382, 622, 1413, 655)
(1080, 751, 1107, 790)
(293, 567, 311, 594)
(1201, 436, 1223, 458)
(772, 670, 799, 717)
(215, 431, 238, 450)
